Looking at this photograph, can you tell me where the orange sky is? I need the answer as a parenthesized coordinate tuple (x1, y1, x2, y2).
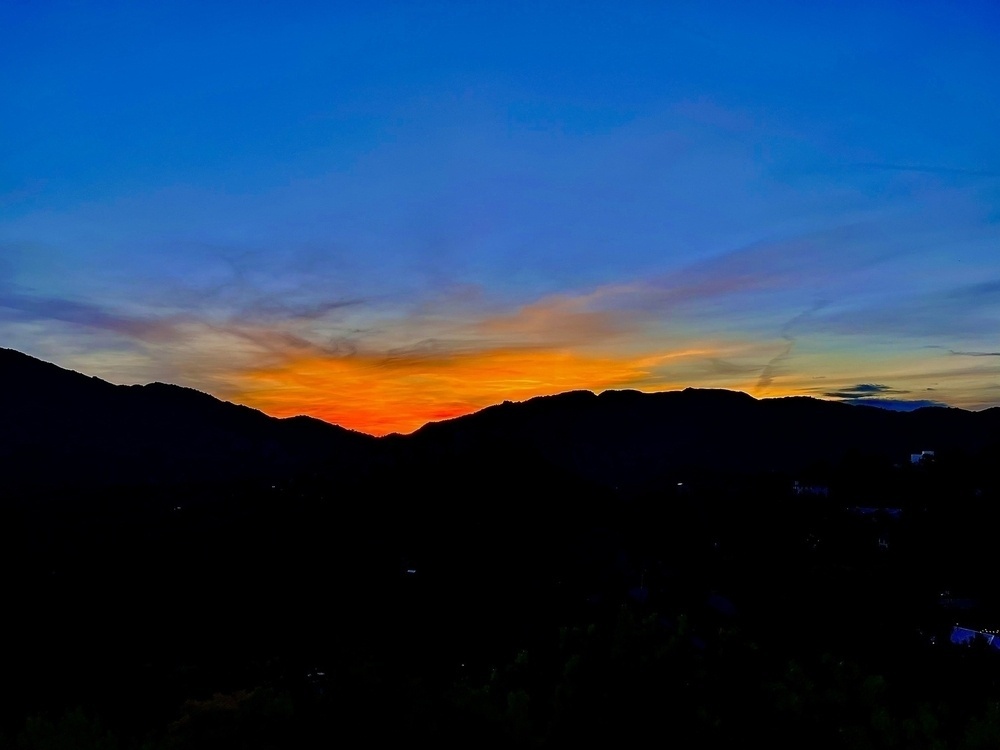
(231, 346, 714, 435)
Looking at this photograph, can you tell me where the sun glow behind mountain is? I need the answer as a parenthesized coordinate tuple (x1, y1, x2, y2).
(3, 2, 999, 434)
(230, 347, 720, 436)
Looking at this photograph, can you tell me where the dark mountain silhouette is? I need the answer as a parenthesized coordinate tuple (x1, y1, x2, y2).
(393, 386, 1000, 497)
(4, 347, 1000, 496)
(0, 347, 375, 492)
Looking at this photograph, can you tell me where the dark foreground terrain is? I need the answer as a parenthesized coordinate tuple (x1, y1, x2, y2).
(4, 348, 1000, 748)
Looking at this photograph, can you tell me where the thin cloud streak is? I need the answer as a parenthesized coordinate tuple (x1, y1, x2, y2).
(753, 301, 829, 394)
(0, 289, 184, 342)
(810, 277, 1000, 340)
(822, 383, 910, 399)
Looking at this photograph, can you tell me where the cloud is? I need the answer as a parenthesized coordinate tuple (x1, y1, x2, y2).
(0, 288, 183, 342)
(925, 345, 1000, 357)
(813, 382, 948, 412)
(136, 245, 366, 323)
(822, 383, 909, 399)
(754, 301, 829, 394)
(474, 295, 631, 347)
(394, 227, 873, 359)
(816, 278, 1000, 340)
(605, 223, 892, 318)
(704, 358, 765, 377)
(462, 224, 884, 363)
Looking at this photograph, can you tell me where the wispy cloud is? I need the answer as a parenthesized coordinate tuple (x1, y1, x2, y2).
(0, 288, 183, 342)
(474, 295, 630, 346)
(811, 382, 948, 411)
(821, 383, 909, 399)
(595, 223, 894, 320)
(814, 277, 1000, 339)
(924, 345, 1000, 357)
(754, 301, 829, 394)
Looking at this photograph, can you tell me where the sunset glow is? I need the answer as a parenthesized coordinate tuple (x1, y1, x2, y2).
(3, 1, 998, 433)
(232, 346, 715, 436)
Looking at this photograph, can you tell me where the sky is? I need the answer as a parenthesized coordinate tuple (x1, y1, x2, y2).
(2, 1, 999, 435)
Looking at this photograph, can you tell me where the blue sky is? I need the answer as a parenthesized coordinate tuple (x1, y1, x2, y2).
(3, 1, 999, 434)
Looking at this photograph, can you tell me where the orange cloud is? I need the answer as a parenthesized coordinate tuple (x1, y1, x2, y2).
(475, 294, 630, 344)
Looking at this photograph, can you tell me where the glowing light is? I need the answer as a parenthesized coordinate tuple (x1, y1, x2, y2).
(231, 346, 712, 435)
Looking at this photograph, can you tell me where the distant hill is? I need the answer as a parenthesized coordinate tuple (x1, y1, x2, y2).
(3, 347, 1000, 495)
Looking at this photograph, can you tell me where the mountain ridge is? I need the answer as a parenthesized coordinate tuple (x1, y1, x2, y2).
(4, 347, 999, 495)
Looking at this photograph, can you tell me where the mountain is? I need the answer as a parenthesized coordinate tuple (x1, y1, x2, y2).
(0, 347, 375, 492)
(396, 386, 1000, 496)
(4, 347, 1000, 496)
